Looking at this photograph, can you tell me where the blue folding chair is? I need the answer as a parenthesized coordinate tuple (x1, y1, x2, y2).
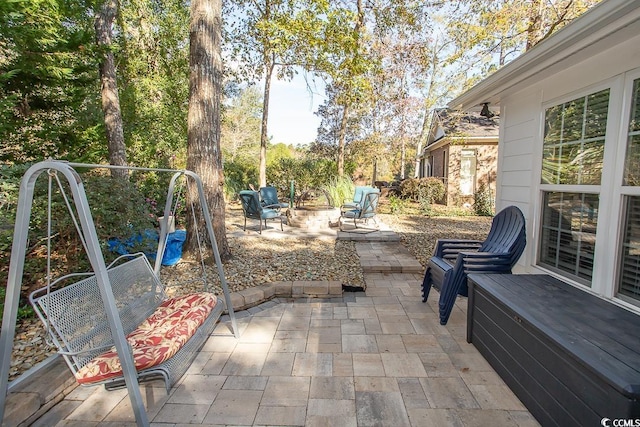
(422, 205, 526, 324)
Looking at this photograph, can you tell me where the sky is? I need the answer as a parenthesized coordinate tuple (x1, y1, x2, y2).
(266, 74, 326, 146)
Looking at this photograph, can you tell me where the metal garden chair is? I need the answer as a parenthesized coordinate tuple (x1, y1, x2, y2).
(342, 186, 370, 210)
(239, 190, 283, 234)
(259, 186, 289, 210)
(339, 189, 380, 231)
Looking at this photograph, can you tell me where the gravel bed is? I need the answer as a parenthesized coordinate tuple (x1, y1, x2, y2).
(7, 207, 491, 381)
(377, 213, 493, 267)
(160, 238, 364, 297)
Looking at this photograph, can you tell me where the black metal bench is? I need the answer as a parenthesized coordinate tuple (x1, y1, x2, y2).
(467, 273, 640, 427)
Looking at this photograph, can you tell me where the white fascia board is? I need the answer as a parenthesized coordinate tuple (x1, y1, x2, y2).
(424, 136, 499, 153)
(448, 0, 640, 111)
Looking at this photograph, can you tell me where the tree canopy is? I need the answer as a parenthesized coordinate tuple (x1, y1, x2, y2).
(0, 0, 603, 184)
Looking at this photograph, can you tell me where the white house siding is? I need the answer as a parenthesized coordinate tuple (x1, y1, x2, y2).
(496, 89, 541, 271)
(495, 32, 640, 292)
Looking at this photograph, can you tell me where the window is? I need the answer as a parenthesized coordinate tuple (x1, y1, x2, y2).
(619, 196, 640, 303)
(539, 192, 598, 284)
(460, 149, 477, 196)
(531, 69, 640, 308)
(618, 77, 640, 304)
(443, 151, 448, 180)
(542, 89, 609, 186)
(539, 89, 609, 284)
(424, 157, 432, 178)
(624, 78, 640, 186)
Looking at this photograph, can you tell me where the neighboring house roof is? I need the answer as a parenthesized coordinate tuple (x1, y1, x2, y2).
(425, 109, 499, 151)
(448, 0, 640, 111)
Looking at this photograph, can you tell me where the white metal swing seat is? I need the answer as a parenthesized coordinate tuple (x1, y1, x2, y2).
(29, 253, 224, 393)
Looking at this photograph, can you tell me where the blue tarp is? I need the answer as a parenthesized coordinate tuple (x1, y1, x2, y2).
(108, 229, 186, 266)
(161, 230, 186, 266)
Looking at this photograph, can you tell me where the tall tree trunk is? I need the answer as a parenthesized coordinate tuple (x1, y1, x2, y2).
(95, 0, 127, 179)
(337, 103, 349, 177)
(415, 39, 440, 178)
(415, 109, 430, 178)
(187, 0, 229, 260)
(259, 58, 274, 188)
(400, 136, 406, 180)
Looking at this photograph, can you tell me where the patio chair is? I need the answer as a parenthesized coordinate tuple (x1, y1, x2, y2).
(421, 205, 526, 325)
(342, 186, 371, 210)
(239, 190, 283, 234)
(259, 186, 289, 210)
(339, 189, 380, 231)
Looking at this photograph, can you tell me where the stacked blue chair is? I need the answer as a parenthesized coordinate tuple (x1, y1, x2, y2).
(422, 205, 526, 325)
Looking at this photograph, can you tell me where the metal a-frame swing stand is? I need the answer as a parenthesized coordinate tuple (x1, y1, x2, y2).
(0, 160, 238, 426)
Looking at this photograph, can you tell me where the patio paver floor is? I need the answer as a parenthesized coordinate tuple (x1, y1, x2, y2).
(29, 223, 540, 426)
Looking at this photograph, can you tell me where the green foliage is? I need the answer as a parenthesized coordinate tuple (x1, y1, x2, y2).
(0, 164, 26, 268)
(0, 0, 103, 163)
(400, 177, 445, 203)
(221, 86, 262, 163)
(224, 161, 259, 200)
(473, 183, 494, 216)
(417, 187, 434, 216)
(0, 286, 34, 321)
(322, 176, 354, 208)
(388, 195, 405, 214)
(267, 157, 339, 201)
(0, 0, 193, 167)
(118, 0, 190, 169)
(267, 143, 295, 165)
(0, 166, 169, 315)
(445, 0, 601, 80)
(399, 178, 418, 199)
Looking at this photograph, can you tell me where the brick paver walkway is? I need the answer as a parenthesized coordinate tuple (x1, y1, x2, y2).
(22, 222, 539, 426)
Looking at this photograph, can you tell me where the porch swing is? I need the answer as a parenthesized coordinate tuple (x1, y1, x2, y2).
(0, 160, 238, 427)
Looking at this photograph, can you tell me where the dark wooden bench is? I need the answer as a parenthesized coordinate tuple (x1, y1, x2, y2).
(467, 273, 640, 427)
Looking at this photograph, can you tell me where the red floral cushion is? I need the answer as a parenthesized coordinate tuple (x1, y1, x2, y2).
(76, 293, 217, 385)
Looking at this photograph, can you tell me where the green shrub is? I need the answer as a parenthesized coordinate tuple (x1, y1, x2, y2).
(399, 178, 420, 200)
(0, 286, 34, 321)
(400, 177, 445, 204)
(267, 158, 341, 201)
(418, 187, 433, 216)
(322, 177, 354, 207)
(223, 160, 258, 200)
(0, 166, 168, 316)
(388, 195, 405, 214)
(474, 183, 494, 216)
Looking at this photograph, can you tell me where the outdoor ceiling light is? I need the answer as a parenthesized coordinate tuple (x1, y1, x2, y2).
(480, 102, 495, 118)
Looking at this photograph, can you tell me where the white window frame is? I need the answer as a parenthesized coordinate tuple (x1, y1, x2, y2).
(533, 75, 628, 299)
(610, 68, 640, 309)
(459, 148, 477, 196)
